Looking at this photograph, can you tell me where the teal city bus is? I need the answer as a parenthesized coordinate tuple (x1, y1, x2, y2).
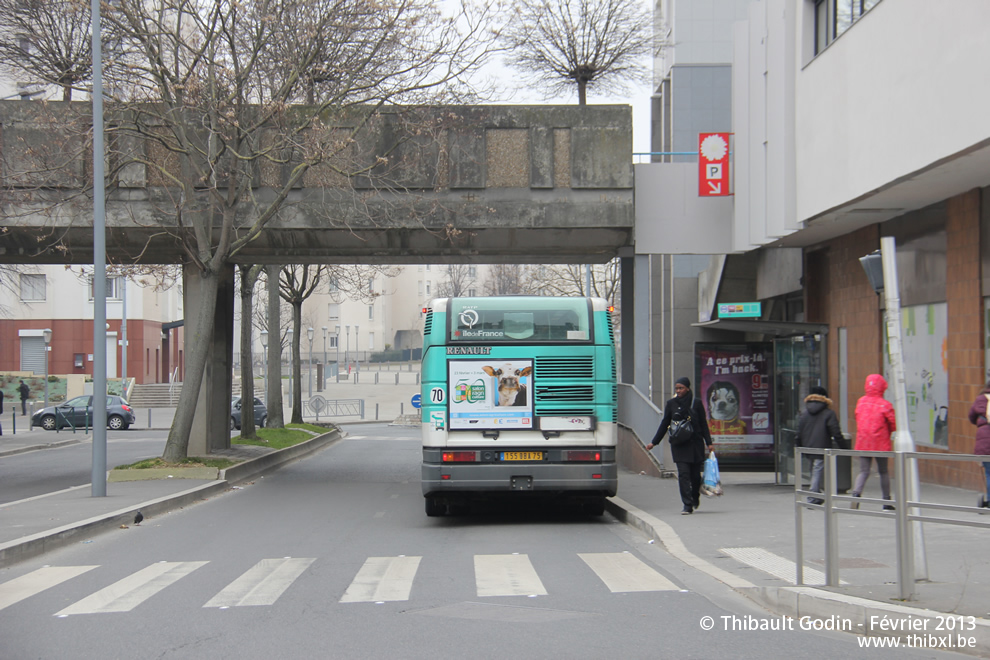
(420, 296, 618, 516)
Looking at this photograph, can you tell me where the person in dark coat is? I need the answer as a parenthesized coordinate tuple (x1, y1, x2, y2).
(796, 385, 847, 505)
(18, 380, 30, 416)
(646, 376, 713, 515)
(966, 380, 990, 508)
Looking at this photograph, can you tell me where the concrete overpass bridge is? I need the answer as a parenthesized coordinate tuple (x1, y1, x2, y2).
(0, 101, 640, 454)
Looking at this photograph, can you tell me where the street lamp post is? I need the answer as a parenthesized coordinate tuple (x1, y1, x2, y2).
(260, 330, 268, 407)
(321, 326, 328, 391)
(307, 326, 314, 398)
(345, 325, 350, 372)
(335, 325, 341, 383)
(860, 237, 928, 588)
(355, 324, 360, 373)
(287, 327, 293, 401)
(43, 328, 52, 407)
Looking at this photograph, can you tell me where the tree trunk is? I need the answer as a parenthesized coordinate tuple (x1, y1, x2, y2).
(162, 266, 220, 462)
(266, 264, 285, 428)
(238, 265, 261, 438)
(578, 80, 587, 106)
(291, 300, 303, 424)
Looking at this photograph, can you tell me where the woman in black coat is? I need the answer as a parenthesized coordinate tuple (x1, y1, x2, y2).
(646, 377, 713, 514)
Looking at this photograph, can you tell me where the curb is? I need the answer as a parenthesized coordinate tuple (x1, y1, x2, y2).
(605, 496, 990, 658)
(0, 439, 82, 458)
(0, 429, 343, 569)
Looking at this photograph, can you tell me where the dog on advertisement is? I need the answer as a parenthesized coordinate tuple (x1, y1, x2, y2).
(482, 364, 532, 406)
(706, 380, 747, 435)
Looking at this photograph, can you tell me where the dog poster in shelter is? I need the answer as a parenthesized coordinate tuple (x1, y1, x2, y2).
(448, 359, 533, 430)
(695, 343, 774, 460)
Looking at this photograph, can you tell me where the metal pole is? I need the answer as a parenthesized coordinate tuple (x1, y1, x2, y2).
(90, 0, 107, 497)
(880, 236, 927, 579)
(895, 451, 914, 600)
(322, 326, 328, 391)
(335, 330, 340, 383)
(43, 335, 50, 408)
(824, 449, 838, 586)
(795, 446, 804, 586)
(121, 279, 127, 393)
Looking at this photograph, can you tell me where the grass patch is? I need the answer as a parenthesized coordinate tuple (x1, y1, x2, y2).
(114, 457, 238, 470)
(232, 423, 334, 449)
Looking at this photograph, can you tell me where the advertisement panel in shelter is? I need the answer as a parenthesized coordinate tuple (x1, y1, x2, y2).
(448, 359, 534, 430)
(695, 343, 774, 462)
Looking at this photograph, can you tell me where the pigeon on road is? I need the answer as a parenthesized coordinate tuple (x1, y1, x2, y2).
(134, 511, 144, 525)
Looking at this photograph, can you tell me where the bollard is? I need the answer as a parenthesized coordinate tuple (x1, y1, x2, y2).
(400, 402, 404, 416)
(375, 403, 379, 420)
(11, 411, 15, 435)
(148, 408, 152, 428)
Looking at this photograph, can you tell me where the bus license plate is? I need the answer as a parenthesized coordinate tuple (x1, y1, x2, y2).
(502, 451, 542, 461)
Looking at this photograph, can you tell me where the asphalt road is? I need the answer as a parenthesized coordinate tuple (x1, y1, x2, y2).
(0, 425, 965, 659)
(0, 430, 168, 504)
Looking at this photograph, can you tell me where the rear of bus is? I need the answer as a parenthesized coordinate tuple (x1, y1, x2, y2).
(420, 296, 617, 516)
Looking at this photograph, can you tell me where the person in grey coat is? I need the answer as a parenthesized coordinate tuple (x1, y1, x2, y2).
(796, 385, 847, 504)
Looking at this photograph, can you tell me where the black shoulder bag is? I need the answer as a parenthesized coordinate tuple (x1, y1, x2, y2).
(668, 396, 695, 445)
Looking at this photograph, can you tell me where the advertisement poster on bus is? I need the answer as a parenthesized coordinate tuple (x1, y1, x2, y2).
(695, 343, 774, 462)
(448, 359, 534, 430)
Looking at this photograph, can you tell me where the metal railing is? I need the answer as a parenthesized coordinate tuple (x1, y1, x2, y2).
(168, 367, 179, 405)
(617, 383, 666, 472)
(795, 447, 990, 600)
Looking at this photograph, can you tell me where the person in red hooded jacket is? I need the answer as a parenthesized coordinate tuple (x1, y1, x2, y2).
(851, 374, 896, 509)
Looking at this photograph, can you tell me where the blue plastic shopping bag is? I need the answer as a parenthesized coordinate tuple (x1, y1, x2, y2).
(701, 451, 723, 497)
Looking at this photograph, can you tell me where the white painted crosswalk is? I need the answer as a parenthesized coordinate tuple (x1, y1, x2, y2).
(720, 547, 848, 586)
(205, 558, 316, 608)
(475, 554, 548, 597)
(0, 565, 97, 612)
(0, 551, 683, 617)
(56, 561, 208, 615)
(340, 556, 422, 603)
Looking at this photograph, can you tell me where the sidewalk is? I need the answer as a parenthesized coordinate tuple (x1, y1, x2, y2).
(609, 467, 990, 654)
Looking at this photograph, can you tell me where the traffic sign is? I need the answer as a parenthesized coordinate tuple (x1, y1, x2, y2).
(411, 393, 422, 409)
(698, 132, 730, 197)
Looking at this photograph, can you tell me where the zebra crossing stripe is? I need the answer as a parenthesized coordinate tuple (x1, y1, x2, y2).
(204, 558, 315, 608)
(474, 554, 548, 597)
(55, 561, 208, 615)
(578, 552, 679, 593)
(0, 566, 98, 612)
(340, 556, 422, 603)
(720, 547, 847, 586)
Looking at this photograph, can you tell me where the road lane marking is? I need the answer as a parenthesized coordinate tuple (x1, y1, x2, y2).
(475, 554, 547, 597)
(55, 561, 208, 615)
(720, 547, 846, 585)
(578, 552, 679, 592)
(340, 556, 422, 603)
(0, 566, 97, 611)
(204, 558, 315, 608)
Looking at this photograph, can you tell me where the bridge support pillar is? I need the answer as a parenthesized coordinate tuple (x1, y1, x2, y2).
(183, 262, 236, 455)
(619, 250, 651, 395)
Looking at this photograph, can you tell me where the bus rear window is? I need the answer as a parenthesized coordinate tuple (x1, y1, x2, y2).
(449, 298, 591, 342)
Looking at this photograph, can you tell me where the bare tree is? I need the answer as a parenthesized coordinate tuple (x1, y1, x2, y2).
(0, 0, 93, 101)
(434, 264, 477, 298)
(78, 0, 500, 461)
(483, 263, 527, 295)
(236, 264, 264, 439)
(499, 0, 651, 105)
(525, 260, 620, 307)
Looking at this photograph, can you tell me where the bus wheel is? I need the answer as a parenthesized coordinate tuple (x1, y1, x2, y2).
(425, 496, 446, 517)
(585, 496, 606, 516)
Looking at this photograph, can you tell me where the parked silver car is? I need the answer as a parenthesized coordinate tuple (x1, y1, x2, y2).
(32, 395, 136, 431)
(231, 396, 267, 430)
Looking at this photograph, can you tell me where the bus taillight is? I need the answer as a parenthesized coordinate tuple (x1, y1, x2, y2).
(565, 450, 601, 462)
(442, 451, 477, 462)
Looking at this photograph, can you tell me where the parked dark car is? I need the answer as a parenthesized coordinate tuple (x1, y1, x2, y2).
(231, 396, 267, 430)
(32, 395, 136, 431)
